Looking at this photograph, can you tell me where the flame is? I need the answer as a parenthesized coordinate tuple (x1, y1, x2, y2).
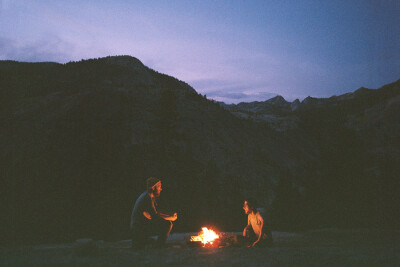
(190, 227, 219, 246)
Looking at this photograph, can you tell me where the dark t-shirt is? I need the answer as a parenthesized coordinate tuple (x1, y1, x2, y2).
(130, 191, 158, 230)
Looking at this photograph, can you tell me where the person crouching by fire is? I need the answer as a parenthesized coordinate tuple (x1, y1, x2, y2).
(130, 177, 177, 250)
(242, 198, 273, 247)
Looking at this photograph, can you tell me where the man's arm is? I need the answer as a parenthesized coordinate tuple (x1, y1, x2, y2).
(243, 216, 251, 236)
(141, 194, 158, 220)
(147, 197, 177, 221)
(159, 212, 178, 221)
(243, 225, 250, 236)
(143, 211, 152, 220)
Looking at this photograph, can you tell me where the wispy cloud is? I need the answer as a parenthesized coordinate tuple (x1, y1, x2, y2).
(206, 89, 278, 104)
(0, 35, 76, 62)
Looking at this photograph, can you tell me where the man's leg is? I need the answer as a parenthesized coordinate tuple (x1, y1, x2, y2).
(238, 227, 257, 247)
(153, 219, 173, 247)
(247, 227, 257, 240)
(252, 231, 273, 247)
(258, 227, 273, 247)
(131, 224, 151, 250)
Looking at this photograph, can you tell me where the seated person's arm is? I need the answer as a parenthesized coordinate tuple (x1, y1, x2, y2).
(243, 222, 251, 236)
(143, 211, 152, 220)
(158, 212, 178, 221)
(143, 200, 177, 221)
(142, 198, 158, 220)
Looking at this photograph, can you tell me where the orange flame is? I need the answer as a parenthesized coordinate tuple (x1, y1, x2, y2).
(190, 227, 219, 246)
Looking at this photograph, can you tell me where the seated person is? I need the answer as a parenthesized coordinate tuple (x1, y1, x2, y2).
(130, 177, 177, 249)
(242, 198, 273, 247)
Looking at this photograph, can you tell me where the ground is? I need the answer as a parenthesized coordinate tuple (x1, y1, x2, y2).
(1, 229, 398, 266)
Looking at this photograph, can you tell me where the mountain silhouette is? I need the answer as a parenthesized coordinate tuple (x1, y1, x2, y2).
(1, 56, 399, 245)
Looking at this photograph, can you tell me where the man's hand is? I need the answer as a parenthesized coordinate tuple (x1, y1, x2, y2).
(159, 212, 178, 221)
(143, 211, 151, 220)
(250, 240, 258, 247)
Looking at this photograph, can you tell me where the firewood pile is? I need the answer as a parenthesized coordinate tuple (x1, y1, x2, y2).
(187, 232, 239, 248)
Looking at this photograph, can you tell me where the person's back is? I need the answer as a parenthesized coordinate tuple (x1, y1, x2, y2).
(130, 191, 151, 230)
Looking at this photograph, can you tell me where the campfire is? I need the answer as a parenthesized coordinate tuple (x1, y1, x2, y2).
(190, 227, 220, 247)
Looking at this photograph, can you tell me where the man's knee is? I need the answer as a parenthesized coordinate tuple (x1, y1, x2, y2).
(154, 219, 173, 233)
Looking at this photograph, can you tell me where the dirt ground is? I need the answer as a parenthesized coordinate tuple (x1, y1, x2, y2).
(1, 229, 399, 266)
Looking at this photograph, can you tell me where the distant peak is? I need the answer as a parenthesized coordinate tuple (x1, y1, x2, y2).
(301, 96, 315, 104)
(266, 95, 288, 105)
(273, 95, 285, 100)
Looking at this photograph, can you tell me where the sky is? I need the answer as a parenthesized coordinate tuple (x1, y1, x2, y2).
(1, 0, 399, 103)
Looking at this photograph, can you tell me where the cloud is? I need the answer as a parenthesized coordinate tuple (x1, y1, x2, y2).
(207, 91, 249, 100)
(206, 89, 278, 104)
(0, 35, 76, 63)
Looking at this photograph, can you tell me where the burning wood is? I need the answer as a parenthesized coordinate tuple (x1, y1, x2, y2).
(190, 227, 220, 247)
(189, 227, 239, 248)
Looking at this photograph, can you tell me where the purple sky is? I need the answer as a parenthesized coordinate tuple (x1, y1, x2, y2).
(1, 0, 399, 103)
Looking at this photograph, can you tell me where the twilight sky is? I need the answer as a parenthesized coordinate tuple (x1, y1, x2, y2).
(1, 0, 399, 103)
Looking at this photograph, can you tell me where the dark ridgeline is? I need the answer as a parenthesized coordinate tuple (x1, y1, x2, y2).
(0, 56, 399, 245)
